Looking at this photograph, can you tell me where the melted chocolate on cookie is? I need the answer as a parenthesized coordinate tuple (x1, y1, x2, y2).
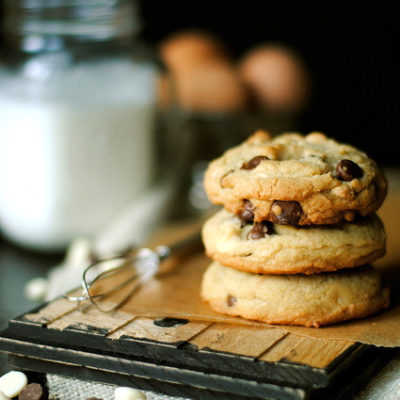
(241, 155, 269, 170)
(269, 201, 303, 225)
(336, 159, 363, 181)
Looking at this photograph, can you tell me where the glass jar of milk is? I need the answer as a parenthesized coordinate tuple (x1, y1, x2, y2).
(0, 0, 158, 251)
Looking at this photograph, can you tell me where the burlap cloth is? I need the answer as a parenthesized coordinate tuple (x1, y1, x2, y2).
(46, 359, 400, 400)
(46, 374, 186, 400)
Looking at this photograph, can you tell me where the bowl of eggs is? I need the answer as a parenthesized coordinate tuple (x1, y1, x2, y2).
(156, 30, 311, 216)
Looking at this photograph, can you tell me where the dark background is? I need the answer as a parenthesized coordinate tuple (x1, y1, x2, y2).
(0, 1, 398, 164)
(140, 1, 399, 165)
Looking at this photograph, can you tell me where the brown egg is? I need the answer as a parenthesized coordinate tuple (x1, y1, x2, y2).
(160, 30, 229, 73)
(174, 60, 248, 112)
(238, 44, 310, 112)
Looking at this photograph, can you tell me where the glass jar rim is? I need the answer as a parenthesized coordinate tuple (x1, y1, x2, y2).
(3, 0, 141, 40)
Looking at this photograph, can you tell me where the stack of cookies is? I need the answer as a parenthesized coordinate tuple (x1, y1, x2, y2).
(201, 131, 390, 327)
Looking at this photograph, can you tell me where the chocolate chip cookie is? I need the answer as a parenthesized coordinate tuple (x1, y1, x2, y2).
(201, 262, 390, 327)
(204, 130, 387, 225)
(202, 209, 386, 274)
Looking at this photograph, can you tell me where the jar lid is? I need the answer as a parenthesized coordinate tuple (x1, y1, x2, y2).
(3, 0, 141, 40)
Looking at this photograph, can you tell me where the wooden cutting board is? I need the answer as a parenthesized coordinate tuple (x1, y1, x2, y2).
(0, 297, 391, 400)
(0, 260, 393, 399)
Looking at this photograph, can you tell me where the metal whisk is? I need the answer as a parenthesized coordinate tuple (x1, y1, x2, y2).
(64, 232, 201, 313)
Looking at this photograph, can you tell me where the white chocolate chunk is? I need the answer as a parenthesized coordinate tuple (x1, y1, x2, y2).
(114, 386, 146, 400)
(0, 371, 27, 398)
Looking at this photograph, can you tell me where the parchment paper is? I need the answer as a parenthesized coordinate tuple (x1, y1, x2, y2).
(97, 194, 400, 348)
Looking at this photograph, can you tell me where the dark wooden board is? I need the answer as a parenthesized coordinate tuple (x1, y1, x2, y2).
(0, 297, 379, 400)
(4, 338, 393, 400)
(7, 354, 308, 400)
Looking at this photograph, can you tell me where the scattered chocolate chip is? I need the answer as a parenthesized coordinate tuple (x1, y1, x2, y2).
(227, 295, 237, 307)
(19, 383, 47, 400)
(24, 371, 47, 387)
(247, 222, 273, 239)
(153, 318, 189, 327)
(336, 159, 363, 181)
(269, 201, 303, 225)
(239, 200, 255, 225)
(241, 155, 269, 170)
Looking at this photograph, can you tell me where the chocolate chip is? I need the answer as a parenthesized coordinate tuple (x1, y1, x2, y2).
(269, 201, 303, 225)
(239, 200, 255, 225)
(247, 222, 273, 240)
(227, 295, 237, 307)
(19, 383, 47, 400)
(220, 169, 234, 187)
(241, 155, 269, 170)
(336, 159, 363, 181)
(153, 318, 189, 327)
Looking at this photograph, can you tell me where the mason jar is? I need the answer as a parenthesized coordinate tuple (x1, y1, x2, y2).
(0, 0, 159, 251)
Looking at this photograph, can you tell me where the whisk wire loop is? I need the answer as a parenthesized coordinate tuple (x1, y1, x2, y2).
(64, 232, 201, 313)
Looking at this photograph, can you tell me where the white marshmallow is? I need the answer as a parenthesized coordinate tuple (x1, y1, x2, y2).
(0, 371, 28, 398)
(24, 277, 49, 301)
(0, 390, 10, 400)
(114, 386, 146, 400)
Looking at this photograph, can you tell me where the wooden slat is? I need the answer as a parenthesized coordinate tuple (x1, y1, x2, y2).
(259, 333, 354, 369)
(108, 317, 210, 343)
(23, 295, 80, 325)
(190, 323, 288, 358)
(47, 305, 134, 333)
